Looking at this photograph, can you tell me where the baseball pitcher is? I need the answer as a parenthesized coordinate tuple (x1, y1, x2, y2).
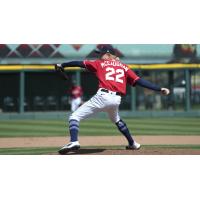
(55, 46, 170, 154)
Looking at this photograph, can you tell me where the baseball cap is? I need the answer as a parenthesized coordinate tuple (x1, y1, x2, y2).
(95, 45, 116, 55)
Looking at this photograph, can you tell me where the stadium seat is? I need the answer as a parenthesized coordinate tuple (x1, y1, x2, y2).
(60, 96, 69, 110)
(17, 97, 29, 111)
(46, 96, 58, 110)
(33, 96, 45, 111)
(145, 94, 155, 110)
(3, 96, 15, 112)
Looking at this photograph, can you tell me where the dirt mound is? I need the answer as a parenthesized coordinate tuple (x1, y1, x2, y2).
(49, 147, 200, 155)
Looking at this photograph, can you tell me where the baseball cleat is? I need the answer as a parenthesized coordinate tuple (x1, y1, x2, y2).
(58, 141, 80, 155)
(126, 141, 141, 150)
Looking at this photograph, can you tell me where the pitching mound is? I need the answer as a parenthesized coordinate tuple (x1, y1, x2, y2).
(50, 147, 200, 155)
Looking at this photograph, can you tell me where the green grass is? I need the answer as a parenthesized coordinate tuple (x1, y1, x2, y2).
(0, 147, 58, 155)
(0, 118, 199, 137)
(0, 145, 200, 155)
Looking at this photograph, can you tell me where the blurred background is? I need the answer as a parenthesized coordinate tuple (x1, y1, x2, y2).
(0, 44, 200, 118)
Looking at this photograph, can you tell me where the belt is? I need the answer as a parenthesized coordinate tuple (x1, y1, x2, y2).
(100, 88, 122, 96)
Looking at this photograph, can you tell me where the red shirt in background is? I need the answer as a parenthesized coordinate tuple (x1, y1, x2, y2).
(70, 86, 83, 99)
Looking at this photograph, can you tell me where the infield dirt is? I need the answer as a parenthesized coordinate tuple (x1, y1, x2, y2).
(0, 136, 200, 155)
(54, 147, 200, 155)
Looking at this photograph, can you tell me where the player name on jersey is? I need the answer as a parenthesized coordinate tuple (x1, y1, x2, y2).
(100, 60, 129, 72)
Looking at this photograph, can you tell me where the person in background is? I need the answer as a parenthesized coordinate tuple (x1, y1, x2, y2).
(69, 80, 83, 112)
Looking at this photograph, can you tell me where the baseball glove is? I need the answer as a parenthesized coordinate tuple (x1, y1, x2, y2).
(55, 64, 64, 73)
(55, 64, 68, 80)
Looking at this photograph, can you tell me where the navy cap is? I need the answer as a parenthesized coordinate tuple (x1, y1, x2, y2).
(95, 45, 116, 55)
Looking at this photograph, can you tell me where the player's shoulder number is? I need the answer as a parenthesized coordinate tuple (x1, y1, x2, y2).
(105, 67, 124, 83)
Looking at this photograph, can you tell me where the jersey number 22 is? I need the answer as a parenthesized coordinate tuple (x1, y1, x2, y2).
(105, 67, 124, 83)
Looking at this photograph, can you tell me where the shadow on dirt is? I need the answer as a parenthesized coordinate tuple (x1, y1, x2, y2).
(65, 148, 106, 155)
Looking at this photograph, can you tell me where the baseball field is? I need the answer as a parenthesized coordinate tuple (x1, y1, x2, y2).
(0, 117, 200, 155)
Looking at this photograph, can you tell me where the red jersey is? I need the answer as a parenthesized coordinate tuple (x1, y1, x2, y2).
(70, 86, 83, 99)
(83, 59, 140, 95)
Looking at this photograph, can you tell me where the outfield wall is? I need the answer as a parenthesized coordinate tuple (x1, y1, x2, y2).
(1, 111, 200, 120)
(0, 63, 200, 117)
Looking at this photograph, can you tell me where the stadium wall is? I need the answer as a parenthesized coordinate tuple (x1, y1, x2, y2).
(0, 64, 200, 118)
